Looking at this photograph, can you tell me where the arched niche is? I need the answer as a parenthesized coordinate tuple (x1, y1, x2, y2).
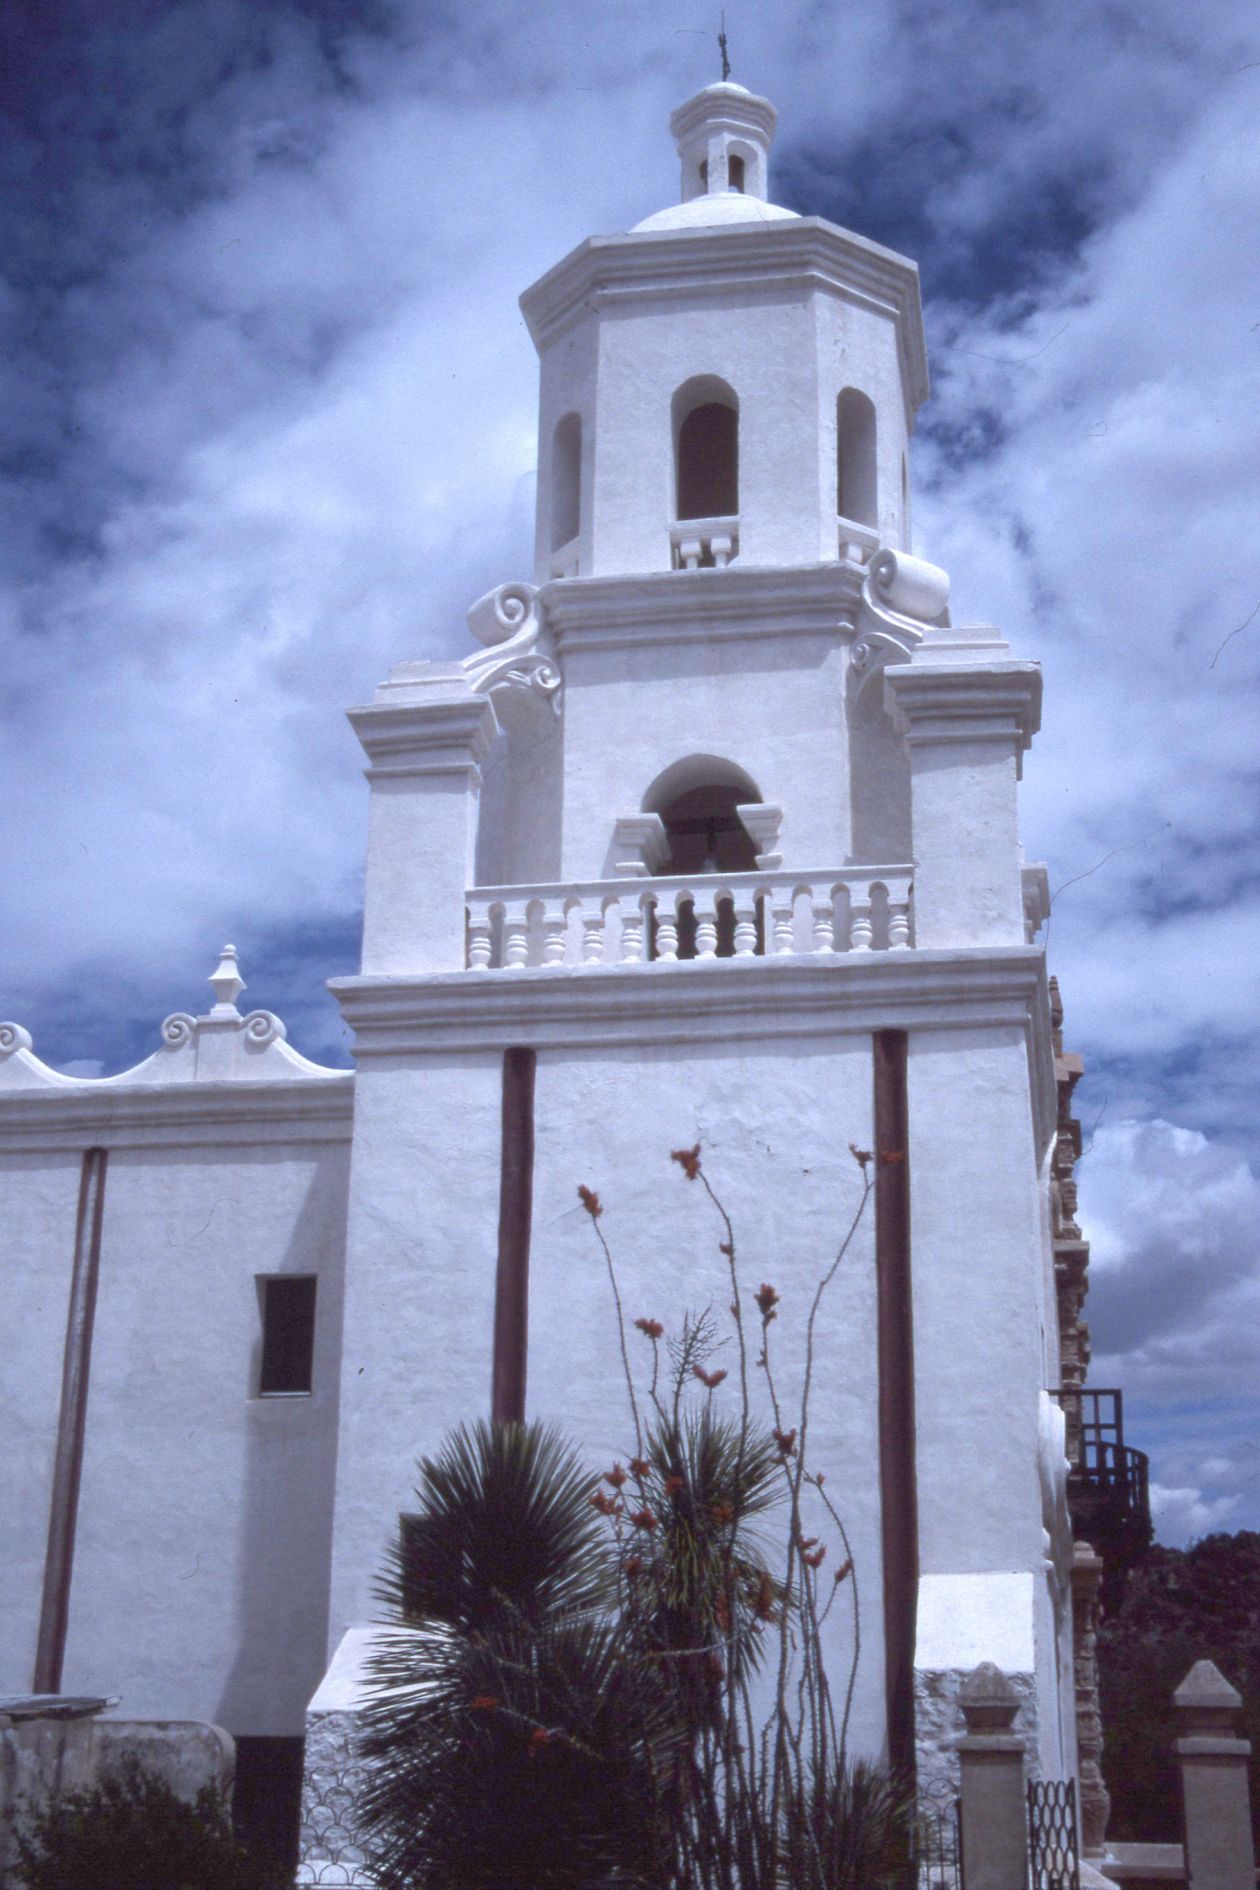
(551, 411, 582, 551)
(837, 387, 877, 528)
(673, 376, 739, 522)
(643, 753, 761, 875)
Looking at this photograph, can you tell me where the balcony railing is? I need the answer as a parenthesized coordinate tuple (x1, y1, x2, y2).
(466, 867, 913, 970)
(670, 516, 739, 570)
(1052, 1387, 1152, 1587)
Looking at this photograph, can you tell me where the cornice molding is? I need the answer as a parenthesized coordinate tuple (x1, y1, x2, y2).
(883, 661, 1043, 756)
(346, 693, 499, 781)
(329, 947, 1056, 1156)
(520, 218, 929, 412)
(541, 561, 868, 655)
(0, 1079, 353, 1153)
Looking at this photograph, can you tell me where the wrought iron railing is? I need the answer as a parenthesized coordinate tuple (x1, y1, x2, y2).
(1052, 1386, 1151, 1534)
(913, 1797, 963, 1888)
(1027, 1778, 1079, 1890)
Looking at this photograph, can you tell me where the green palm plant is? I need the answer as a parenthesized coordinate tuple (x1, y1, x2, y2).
(358, 1419, 675, 1890)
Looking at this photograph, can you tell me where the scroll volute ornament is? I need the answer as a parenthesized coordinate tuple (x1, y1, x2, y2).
(463, 582, 561, 714)
(850, 548, 951, 694)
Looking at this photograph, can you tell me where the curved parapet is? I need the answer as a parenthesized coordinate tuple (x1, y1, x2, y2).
(0, 946, 350, 1093)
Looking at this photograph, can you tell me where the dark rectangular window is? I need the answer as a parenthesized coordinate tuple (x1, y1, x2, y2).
(258, 1275, 317, 1395)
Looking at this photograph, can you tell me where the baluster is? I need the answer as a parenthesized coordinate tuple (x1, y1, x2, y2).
(887, 883, 912, 950)
(542, 903, 567, 965)
(849, 888, 874, 952)
(732, 893, 758, 956)
(694, 888, 719, 959)
(503, 907, 530, 969)
(770, 894, 796, 955)
(621, 897, 645, 963)
(581, 909, 604, 963)
(810, 890, 836, 955)
(656, 896, 680, 961)
(467, 913, 492, 970)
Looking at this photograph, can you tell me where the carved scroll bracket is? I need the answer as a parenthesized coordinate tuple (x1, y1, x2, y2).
(463, 582, 562, 716)
(849, 549, 951, 698)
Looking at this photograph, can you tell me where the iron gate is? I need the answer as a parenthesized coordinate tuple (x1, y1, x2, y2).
(1027, 1778, 1080, 1890)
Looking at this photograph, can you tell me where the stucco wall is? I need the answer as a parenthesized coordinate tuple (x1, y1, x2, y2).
(556, 627, 853, 880)
(528, 1033, 887, 1757)
(328, 1053, 505, 1642)
(2, 1128, 350, 1738)
(0, 1151, 88, 1687)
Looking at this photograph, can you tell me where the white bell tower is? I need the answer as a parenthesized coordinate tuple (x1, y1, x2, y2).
(530, 81, 923, 584)
(317, 79, 1073, 1823)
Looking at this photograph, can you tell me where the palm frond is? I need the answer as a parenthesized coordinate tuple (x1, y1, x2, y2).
(373, 1419, 611, 1635)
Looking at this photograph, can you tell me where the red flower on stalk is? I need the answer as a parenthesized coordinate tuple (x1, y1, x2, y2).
(631, 1507, 659, 1531)
(774, 1428, 797, 1457)
(629, 1457, 651, 1479)
(605, 1464, 627, 1489)
(849, 1143, 873, 1169)
(692, 1365, 727, 1390)
(753, 1570, 776, 1621)
(803, 1545, 827, 1571)
(710, 1501, 735, 1525)
(671, 1144, 702, 1181)
(624, 1555, 643, 1579)
(834, 1558, 854, 1585)
(634, 1317, 664, 1339)
(754, 1283, 780, 1322)
(577, 1184, 602, 1217)
(589, 1490, 621, 1517)
(663, 1473, 685, 1497)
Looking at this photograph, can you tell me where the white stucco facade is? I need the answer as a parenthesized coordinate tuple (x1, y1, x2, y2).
(2, 80, 1081, 1834)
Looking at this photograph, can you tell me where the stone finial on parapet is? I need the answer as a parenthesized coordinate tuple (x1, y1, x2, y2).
(1174, 1659, 1256, 1890)
(959, 1660, 1022, 1733)
(957, 1663, 1029, 1890)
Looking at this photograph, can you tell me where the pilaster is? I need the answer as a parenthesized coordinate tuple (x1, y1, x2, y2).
(349, 666, 498, 976)
(884, 660, 1042, 948)
(1071, 1542, 1111, 1857)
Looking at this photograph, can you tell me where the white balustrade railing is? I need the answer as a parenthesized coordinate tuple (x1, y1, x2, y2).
(837, 516, 881, 566)
(670, 516, 739, 570)
(466, 868, 913, 970)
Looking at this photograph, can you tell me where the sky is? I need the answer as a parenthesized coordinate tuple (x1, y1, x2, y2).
(1, 0, 1257, 1548)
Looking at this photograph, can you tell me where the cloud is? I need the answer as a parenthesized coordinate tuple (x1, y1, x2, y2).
(1078, 1118, 1260, 1540)
(1082, 1119, 1260, 1374)
(1148, 1481, 1242, 1549)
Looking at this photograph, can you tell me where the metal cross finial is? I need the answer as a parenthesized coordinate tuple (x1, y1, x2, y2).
(718, 10, 730, 81)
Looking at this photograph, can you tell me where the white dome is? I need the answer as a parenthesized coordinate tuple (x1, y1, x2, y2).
(632, 193, 799, 234)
